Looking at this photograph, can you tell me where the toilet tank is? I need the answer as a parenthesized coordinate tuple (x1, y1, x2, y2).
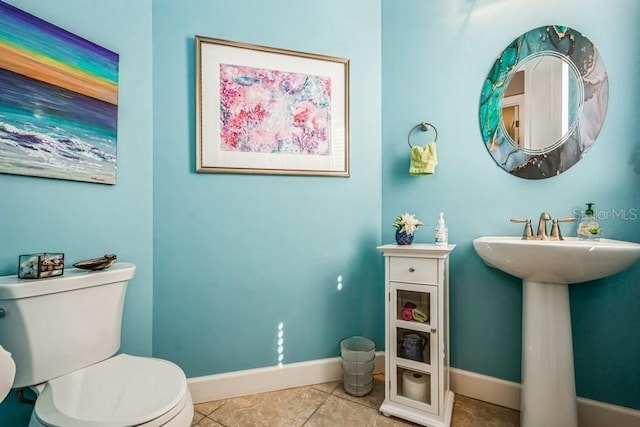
(0, 263, 136, 388)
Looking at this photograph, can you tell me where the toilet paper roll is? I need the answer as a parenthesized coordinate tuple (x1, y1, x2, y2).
(402, 370, 429, 402)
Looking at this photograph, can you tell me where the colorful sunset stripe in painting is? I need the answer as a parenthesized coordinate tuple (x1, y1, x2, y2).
(220, 64, 331, 155)
(0, 2, 119, 184)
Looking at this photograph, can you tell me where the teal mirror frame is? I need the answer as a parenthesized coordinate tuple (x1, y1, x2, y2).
(479, 25, 609, 179)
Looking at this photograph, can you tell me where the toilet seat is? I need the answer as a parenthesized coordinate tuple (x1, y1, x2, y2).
(32, 354, 190, 427)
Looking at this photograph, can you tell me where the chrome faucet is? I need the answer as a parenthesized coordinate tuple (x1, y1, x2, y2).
(536, 212, 551, 240)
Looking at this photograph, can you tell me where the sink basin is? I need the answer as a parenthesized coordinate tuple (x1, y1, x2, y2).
(473, 236, 640, 284)
(473, 235, 640, 427)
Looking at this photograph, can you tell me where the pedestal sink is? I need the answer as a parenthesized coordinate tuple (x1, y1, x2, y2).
(473, 236, 640, 427)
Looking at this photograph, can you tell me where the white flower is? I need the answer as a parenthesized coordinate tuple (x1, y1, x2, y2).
(393, 213, 423, 235)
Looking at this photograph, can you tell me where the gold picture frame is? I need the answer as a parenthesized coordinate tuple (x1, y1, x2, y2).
(196, 36, 349, 176)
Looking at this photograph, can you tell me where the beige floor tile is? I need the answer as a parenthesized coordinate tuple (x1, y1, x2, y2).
(195, 400, 227, 416)
(191, 410, 204, 425)
(192, 416, 226, 427)
(190, 378, 520, 427)
(451, 395, 519, 427)
(311, 380, 340, 394)
(208, 386, 330, 427)
(305, 394, 415, 427)
(331, 374, 386, 410)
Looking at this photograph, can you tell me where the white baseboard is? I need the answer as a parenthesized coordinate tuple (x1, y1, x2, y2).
(575, 397, 640, 427)
(449, 367, 521, 410)
(187, 355, 640, 427)
(187, 351, 385, 403)
(449, 367, 640, 427)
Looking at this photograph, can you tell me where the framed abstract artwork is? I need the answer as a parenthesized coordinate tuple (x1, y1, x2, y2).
(196, 37, 349, 176)
(0, 2, 119, 184)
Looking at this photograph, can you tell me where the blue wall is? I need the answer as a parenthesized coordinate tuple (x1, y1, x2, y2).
(382, 0, 640, 409)
(0, 0, 153, 423)
(152, 0, 383, 376)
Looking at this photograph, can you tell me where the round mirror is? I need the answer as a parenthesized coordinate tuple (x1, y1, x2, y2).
(479, 25, 609, 179)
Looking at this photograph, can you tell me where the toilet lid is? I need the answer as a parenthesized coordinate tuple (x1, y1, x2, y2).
(34, 354, 188, 427)
(0, 345, 16, 401)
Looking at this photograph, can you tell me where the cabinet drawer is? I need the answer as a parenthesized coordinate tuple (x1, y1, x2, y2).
(389, 257, 438, 284)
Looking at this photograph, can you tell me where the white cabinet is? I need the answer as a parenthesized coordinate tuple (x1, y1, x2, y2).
(377, 244, 455, 427)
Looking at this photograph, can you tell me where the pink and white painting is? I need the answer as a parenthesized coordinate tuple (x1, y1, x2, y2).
(196, 37, 348, 176)
(220, 64, 331, 156)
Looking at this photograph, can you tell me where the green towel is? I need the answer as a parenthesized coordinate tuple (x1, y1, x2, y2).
(409, 142, 437, 175)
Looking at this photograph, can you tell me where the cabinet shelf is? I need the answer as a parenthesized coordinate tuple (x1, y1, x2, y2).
(394, 319, 431, 333)
(395, 358, 434, 374)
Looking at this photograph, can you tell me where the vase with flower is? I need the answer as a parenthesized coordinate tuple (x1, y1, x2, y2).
(392, 213, 423, 245)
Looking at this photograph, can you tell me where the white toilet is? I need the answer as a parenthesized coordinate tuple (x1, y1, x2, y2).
(0, 263, 193, 426)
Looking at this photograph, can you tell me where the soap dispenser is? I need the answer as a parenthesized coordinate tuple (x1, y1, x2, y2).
(435, 212, 448, 245)
(578, 203, 600, 240)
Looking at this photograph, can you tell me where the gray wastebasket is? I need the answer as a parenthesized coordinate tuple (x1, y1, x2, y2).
(340, 336, 375, 396)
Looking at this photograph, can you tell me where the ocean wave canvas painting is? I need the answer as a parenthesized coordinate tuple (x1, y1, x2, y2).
(0, 2, 119, 184)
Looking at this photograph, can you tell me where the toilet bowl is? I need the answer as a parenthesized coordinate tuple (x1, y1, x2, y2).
(0, 345, 16, 402)
(0, 263, 193, 427)
(28, 354, 193, 427)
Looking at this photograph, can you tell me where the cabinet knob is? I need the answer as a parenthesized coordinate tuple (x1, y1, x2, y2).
(408, 267, 415, 272)
(430, 327, 437, 334)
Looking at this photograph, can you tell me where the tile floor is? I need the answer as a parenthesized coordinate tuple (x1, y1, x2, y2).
(190, 374, 520, 426)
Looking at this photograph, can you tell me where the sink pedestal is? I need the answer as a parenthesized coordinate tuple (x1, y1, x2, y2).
(522, 280, 578, 427)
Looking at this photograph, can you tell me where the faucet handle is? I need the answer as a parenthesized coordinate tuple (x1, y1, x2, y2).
(510, 218, 534, 240)
(549, 217, 576, 240)
(555, 217, 577, 223)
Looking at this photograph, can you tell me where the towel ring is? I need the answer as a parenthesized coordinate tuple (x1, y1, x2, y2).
(407, 122, 438, 147)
